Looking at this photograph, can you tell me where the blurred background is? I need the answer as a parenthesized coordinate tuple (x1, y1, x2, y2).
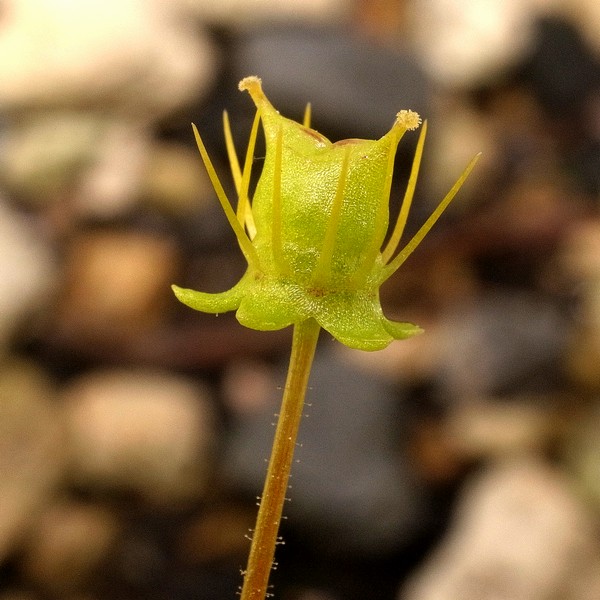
(1, 0, 600, 599)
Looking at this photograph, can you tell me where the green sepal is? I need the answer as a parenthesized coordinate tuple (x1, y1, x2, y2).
(171, 282, 245, 315)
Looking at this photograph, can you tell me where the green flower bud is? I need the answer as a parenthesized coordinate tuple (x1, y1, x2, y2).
(173, 76, 479, 351)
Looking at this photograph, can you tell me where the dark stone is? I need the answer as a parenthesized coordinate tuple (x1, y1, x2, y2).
(231, 24, 431, 144)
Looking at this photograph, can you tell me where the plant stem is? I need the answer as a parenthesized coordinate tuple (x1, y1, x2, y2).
(240, 318, 321, 600)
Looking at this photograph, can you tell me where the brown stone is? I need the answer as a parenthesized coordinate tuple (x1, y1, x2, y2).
(53, 230, 179, 349)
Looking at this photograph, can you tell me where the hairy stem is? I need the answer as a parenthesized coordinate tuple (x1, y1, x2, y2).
(240, 318, 321, 600)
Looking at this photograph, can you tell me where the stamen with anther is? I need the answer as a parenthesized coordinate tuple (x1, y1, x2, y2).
(382, 120, 427, 263)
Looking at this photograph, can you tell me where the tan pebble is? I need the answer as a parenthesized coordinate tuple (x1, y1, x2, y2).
(55, 230, 179, 345)
(62, 369, 215, 505)
(0, 359, 65, 561)
(402, 459, 598, 600)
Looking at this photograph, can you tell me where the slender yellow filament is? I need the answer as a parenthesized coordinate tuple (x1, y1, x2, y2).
(238, 108, 261, 239)
(192, 123, 260, 270)
(223, 110, 242, 191)
(303, 102, 312, 128)
(311, 146, 351, 288)
(382, 120, 428, 264)
(272, 125, 287, 274)
(379, 152, 482, 284)
(223, 109, 260, 240)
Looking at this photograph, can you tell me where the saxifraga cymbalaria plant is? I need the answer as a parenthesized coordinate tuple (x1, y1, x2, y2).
(173, 76, 480, 600)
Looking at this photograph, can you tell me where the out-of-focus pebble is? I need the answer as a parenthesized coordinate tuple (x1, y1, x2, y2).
(62, 369, 215, 504)
(561, 220, 600, 387)
(0, 113, 106, 205)
(291, 590, 340, 600)
(446, 397, 562, 459)
(0, 199, 55, 353)
(182, 0, 350, 27)
(408, 0, 535, 88)
(401, 459, 598, 600)
(0, 0, 217, 217)
(419, 101, 496, 209)
(72, 121, 151, 218)
(221, 358, 280, 415)
(139, 141, 214, 216)
(178, 503, 256, 564)
(53, 230, 179, 349)
(1, 114, 211, 218)
(20, 501, 121, 594)
(561, 219, 600, 281)
(0, 359, 65, 561)
(566, 555, 600, 600)
(567, 0, 600, 54)
(1, 113, 152, 217)
(518, 14, 600, 116)
(566, 404, 600, 511)
(435, 290, 567, 399)
(0, 0, 216, 119)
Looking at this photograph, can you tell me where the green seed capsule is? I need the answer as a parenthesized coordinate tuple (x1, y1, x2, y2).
(173, 76, 480, 351)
